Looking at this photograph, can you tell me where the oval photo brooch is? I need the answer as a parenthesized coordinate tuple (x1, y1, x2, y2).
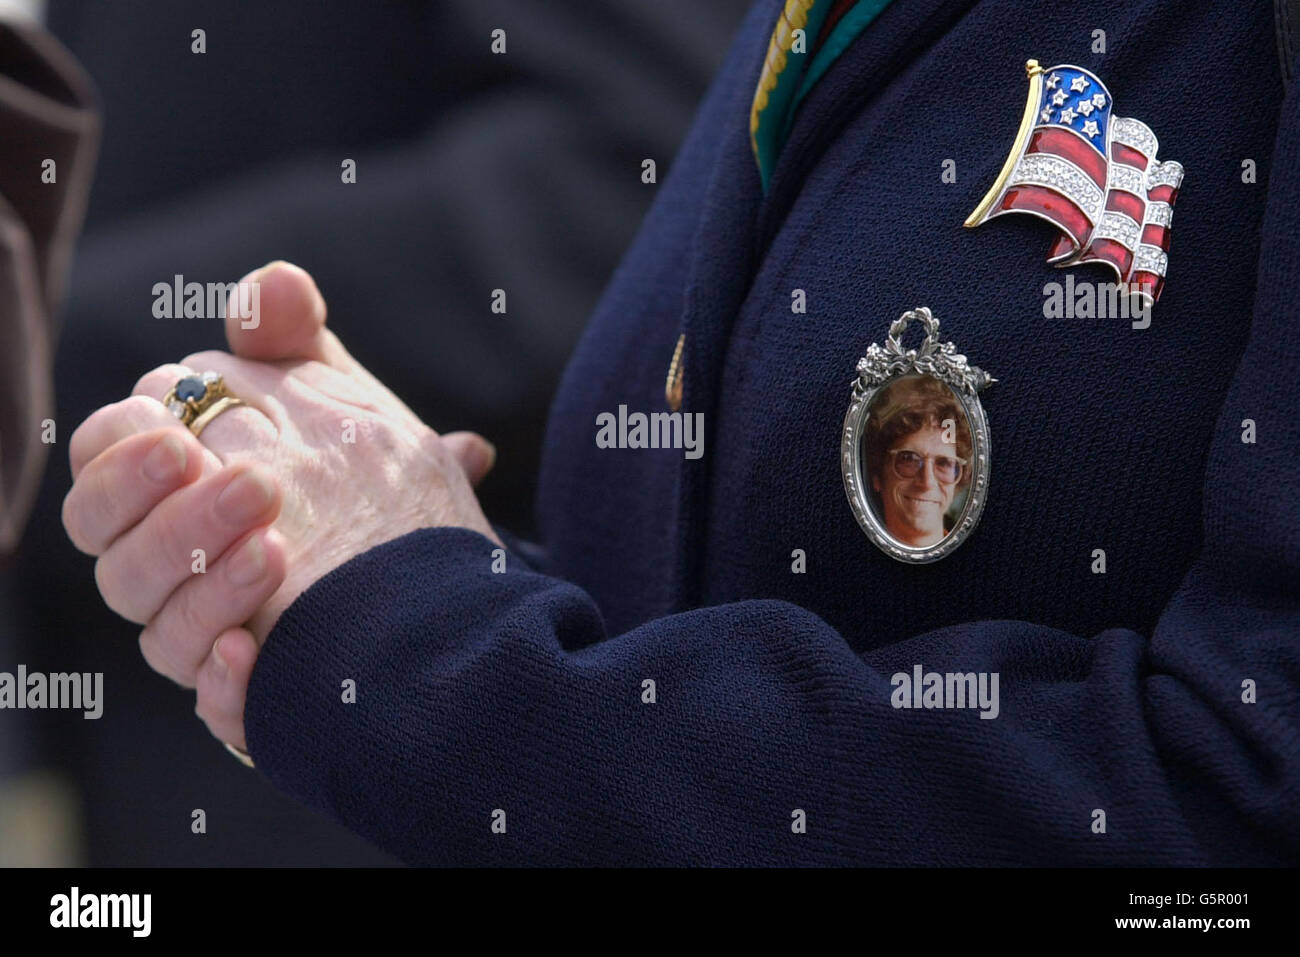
(841, 307, 995, 563)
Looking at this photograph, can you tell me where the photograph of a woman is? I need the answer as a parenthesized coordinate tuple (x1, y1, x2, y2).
(863, 375, 973, 548)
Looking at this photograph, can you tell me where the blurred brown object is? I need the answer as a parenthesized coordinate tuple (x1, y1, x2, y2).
(0, 20, 96, 553)
(0, 768, 83, 866)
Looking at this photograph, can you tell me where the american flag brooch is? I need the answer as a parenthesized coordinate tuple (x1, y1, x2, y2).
(965, 60, 1183, 305)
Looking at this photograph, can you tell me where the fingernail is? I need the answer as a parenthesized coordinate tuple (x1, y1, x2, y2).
(225, 534, 267, 587)
(141, 434, 187, 483)
(215, 470, 275, 526)
(212, 635, 230, 674)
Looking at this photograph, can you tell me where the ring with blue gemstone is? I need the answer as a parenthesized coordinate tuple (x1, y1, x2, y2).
(161, 371, 244, 436)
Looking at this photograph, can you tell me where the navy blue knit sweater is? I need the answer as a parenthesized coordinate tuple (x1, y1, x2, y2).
(245, 0, 1300, 865)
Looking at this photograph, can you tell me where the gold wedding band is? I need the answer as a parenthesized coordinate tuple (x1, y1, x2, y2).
(189, 396, 245, 437)
(161, 372, 245, 437)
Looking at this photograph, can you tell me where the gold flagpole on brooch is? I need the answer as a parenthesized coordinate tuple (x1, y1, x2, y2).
(964, 59, 1044, 227)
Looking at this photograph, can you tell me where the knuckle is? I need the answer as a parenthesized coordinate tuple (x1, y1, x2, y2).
(122, 393, 164, 416)
(102, 397, 168, 445)
(133, 365, 182, 398)
(197, 406, 273, 450)
(147, 498, 196, 573)
(293, 448, 332, 492)
(425, 435, 458, 483)
(116, 395, 168, 433)
(181, 349, 226, 372)
(193, 664, 222, 722)
(85, 459, 125, 545)
(416, 426, 443, 459)
(61, 488, 94, 554)
(95, 555, 144, 623)
(69, 401, 131, 471)
(138, 629, 194, 689)
(67, 420, 96, 471)
(64, 475, 116, 555)
(136, 629, 166, 676)
(168, 592, 216, 671)
(327, 407, 379, 445)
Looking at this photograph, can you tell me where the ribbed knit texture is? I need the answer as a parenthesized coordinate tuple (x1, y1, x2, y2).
(246, 0, 1300, 865)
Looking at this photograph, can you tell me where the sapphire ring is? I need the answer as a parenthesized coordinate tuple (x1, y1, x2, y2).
(161, 371, 245, 437)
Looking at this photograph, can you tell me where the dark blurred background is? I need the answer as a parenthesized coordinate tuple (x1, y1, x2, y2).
(0, 0, 747, 865)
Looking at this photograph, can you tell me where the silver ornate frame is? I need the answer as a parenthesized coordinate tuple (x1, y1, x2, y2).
(840, 307, 995, 564)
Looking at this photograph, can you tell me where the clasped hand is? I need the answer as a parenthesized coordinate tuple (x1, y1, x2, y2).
(61, 262, 501, 752)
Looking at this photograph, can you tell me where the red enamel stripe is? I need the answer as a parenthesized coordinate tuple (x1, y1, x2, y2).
(1112, 143, 1148, 169)
(1142, 224, 1171, 251)
(1001, 185, 1090, 245)
(1149, 185, 1178, 205)
(1106, 190, 1145, 224)
(1028, 128, 1109, 187)
(1047, 234, 1076, 261)
(1078, 238, 1134, 279)
(1132, 271, 1164, 302)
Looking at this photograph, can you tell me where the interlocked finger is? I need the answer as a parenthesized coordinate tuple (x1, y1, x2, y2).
(94, 464, 281, 625)
(63, 428, 205, 555)
(138, 526, 286, 687)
